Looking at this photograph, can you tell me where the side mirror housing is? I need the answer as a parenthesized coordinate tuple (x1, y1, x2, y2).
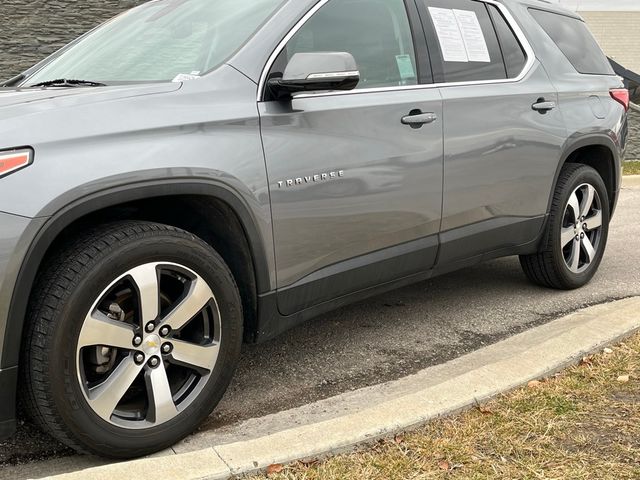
(268, 52, 359, 99)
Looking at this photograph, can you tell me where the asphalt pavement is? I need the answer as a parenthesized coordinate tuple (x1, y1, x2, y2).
(1, 181, 639, 468)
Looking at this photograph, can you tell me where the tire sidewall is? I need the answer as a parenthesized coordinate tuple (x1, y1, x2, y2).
(46, 230, 243, 457)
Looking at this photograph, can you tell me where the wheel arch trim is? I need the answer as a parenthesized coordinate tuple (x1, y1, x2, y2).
(1, 179, 272, 369)
(549, 134, 621, 215)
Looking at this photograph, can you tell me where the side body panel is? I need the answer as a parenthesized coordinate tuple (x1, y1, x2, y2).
(411, 0, 568, 266)
(507, 0, 626, 209)
(438, 62, 566, 265)
(259, 89, 444, 315)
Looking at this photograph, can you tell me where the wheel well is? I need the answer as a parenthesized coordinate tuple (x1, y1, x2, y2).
(564, 145, 616, 211)
(37, 195, 259, 342)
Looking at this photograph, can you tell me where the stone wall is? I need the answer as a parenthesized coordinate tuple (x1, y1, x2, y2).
(0, 0, 146, 80)
(628, 110, 640, 161)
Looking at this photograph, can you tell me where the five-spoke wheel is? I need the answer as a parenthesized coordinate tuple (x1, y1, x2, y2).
(520, 164, 610, 289)
(560, 183, 603, 274)
(21, 222, 243, 458)
(77, 262, 221, 428)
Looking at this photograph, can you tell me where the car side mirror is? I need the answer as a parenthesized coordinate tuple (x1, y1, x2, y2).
(268, 52, 360, 99)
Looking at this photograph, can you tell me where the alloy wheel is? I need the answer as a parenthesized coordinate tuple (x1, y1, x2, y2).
(560, 183, 603, 274)
(76, 262, 221, 429)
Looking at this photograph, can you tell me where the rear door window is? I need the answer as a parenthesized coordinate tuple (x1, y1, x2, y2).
(419, 0, 506, 83)
(529, 8, 614, 75)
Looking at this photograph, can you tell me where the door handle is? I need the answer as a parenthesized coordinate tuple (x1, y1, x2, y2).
(532, 99, 556, 113)
(401, 111, 438, 128)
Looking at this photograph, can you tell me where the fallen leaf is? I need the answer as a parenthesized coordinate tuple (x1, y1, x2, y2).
(617, 375, 630, 383)
(603, 347, 613, 354)
(266, 464, 284, 475)
(580, 356, 592, 366)
(438, 460, 450, 471)
(394, 434, 404, 444)
(478, 404, 493, 415)
(528, 380, 542, 388)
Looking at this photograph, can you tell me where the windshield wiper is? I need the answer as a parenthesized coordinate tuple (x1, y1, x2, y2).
(29, 78, 106, 88)
(0, 73, 26, 87)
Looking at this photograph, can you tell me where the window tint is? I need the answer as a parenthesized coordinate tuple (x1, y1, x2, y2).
(529, 9, 614, 75)
(274, 0, 418, 90)
(421, 0, 506, 83)
(488, 4, 526, 78)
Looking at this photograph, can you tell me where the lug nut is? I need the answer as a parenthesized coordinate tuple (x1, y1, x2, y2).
(133, 335, 143, 347)
(148, 356, 160, 368)
(580, 233, 585, 239)
(161, 343, 173, 354)
(145, 322, 156, 333)
(134, 352, 145, 365)
(159, 326, 171, 337)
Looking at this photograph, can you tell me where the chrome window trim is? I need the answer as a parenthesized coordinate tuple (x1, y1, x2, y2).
(307, 71, 360, 79)
(257, 0, 535, 102)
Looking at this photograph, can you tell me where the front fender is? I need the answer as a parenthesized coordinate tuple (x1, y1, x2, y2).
(1, 175, 274, 371)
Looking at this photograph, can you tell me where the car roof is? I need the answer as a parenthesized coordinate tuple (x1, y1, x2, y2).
(499, 0, 583, 19)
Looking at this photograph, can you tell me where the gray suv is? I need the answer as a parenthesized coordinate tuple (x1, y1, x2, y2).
(0, 0, 628, 458)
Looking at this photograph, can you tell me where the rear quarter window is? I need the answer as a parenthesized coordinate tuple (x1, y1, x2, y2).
(529, 8, 614, 75)
(488, 4, 526, 78)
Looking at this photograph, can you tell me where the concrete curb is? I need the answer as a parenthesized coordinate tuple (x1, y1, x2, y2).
(43, 297, 640, 480)
(622, 174, 640, 188)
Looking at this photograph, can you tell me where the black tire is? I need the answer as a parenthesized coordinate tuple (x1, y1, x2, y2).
(21, 221, 243, 458)
(520, 164, 610, 290)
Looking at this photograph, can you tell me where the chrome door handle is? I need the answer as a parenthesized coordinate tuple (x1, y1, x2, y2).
(532, 100, 556, 113)
(401, 112, 438, 128)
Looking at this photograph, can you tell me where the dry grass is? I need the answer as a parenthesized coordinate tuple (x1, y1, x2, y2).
(252, 333, 640, 480)
(623, 161, 640, 175)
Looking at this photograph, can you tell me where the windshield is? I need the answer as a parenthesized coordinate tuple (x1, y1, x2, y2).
(24, 0, 283, 86)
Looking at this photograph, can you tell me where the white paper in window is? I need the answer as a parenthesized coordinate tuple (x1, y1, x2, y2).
(428, 7, 468, 62)
(453, 9, 491, 63)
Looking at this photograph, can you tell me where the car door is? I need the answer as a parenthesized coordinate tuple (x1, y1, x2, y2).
(416, 0, 567, 269)
(258, 0, 444, 315)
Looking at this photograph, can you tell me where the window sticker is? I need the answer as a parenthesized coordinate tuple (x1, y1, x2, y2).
(395, 54, 416, 80)
(429, 7, 491, 63)
(429, 7, 468, 62)
(453, 9, 490, 63)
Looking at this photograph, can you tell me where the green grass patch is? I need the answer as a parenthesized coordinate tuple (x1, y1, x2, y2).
(623, 161, 640, 175)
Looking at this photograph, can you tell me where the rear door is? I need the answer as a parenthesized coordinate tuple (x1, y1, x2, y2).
(259, 0, 444, 315)
(416, 0, 567, 268)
